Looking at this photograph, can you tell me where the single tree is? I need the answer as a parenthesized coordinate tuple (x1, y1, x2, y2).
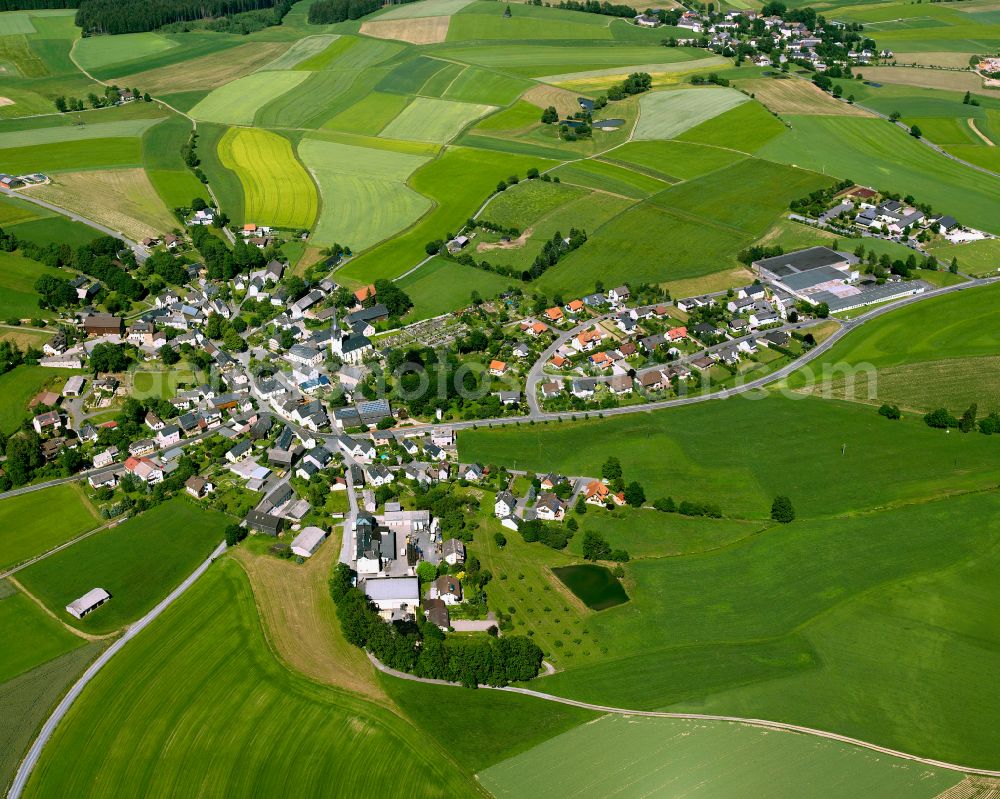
(771, 495, 795, 524)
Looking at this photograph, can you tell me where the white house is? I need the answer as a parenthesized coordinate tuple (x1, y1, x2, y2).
(494, 490, 516, 518)
(442, 538, 466, 567)
(429, 575, 463, 605)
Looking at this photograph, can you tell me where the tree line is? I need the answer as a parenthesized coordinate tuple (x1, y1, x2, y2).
(328, 563, 543, 688)
(75, 0, 290, 35)
(308, 0, 417, 23)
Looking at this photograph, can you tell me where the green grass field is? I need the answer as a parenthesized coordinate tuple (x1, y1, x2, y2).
(549, 158, 671, 198)
(481, 179, 586, 229)
(0, 589, 84, 683)
(5, 216, 95, 248)
(675, 98, 788, 152)
(260, 33, 338, 70)
(16, 498, 228, 634)
(218, 127, 317, 229)
(338, 145, 559, 283)
(398, 256, 519, 319)
(633, 87, 749, 140)
(25, 559, 479, 798)
(0, 117, 162, 150)
(607, 139, 748, 181)
(379, 96, 493, 144)
(1, 138, 144, 174)
(73, 32, 177, 72)
(930, 237, 1000, 277)
(480, 715, 962, 798)
(189, 70, 309, 125)
(433, 42, 706, 77)
(0, 483, 98, 572)
(376, 0, 476, 19)
(321, 91, 411, 135)
(459, 393, 1000, 519)
(529, 489, 1000, 768)
(757, 114, 1000, 235)
(382, 674, 600, 773)
(0, 251, 65, 320)
(574, 508, 768, 559)
(0, 12, 36, 35)
(441, 65, 532, 106)
(792, 281, 1000, 411)
(0, 642, 101, 795)
(298, 135, 431, 250)
(0, 365, 77, 434)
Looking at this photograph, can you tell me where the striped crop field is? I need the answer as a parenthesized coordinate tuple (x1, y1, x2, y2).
(218, 127, 317, 229)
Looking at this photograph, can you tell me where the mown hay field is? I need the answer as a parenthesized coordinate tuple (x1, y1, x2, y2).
(24, 559, 479, 798)
(258, 34, 338, 70)
(740, 77, 873, 116)
(298, 136, 430, 249)
(379, 96, 494, 143)
(633, 86, 748, 140)
(0, 483, 97, 572)
(33, 168, 177, 241)
(189, 70, 308, 126)
(219, 127, 317, 229)
(360, 16, 450, 44)
(16, 498, 229, 634)
(116, 41, 289, 95)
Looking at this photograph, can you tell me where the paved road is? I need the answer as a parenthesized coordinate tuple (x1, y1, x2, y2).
(0, 186, 150, 263)
(367, 653, 1000, 778)
(338, 452, 360, 565)
(7, 540, 227, 799)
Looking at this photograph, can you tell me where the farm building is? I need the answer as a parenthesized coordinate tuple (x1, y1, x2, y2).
(362, 577, 419, 619)
(66, 588, 111, 619)
(82, 312, 123, 337)
(63, 375, 86, 396)
(291, 526, 329, 558)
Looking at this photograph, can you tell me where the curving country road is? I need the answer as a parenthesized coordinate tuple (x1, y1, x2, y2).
(367, 653, 1000, 779)
(0, 186, 150, 263)
(6, 541, 227, 799)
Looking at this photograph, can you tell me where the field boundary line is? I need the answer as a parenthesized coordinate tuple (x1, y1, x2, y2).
(6, 576, 114, 641)
(6, 541, 227, 799)
(968, 117, 994, 146)
(0, 519, 119, 580)
(367, 653, 1000, 777)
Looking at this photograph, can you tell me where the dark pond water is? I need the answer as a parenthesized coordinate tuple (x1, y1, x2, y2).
(553, 564, 629, 610)
(594, 119, 625, 129)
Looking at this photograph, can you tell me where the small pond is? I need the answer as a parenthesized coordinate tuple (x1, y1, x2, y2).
(553, 564, 629, 611)
(593, 119, 625, 130)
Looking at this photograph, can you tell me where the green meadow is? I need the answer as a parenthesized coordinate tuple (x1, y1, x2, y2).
(25, 559, 479, 798)
(481, 715, 962, 798)
(298, 135, 431, 250)
(459, 393, 1000, 519)
(397, 256, 519, 319)
(0, 483, 97, 572)
(0, 366, 78, 435)
(16, 498, 228, 634)
(756, 115, 1000, 235)
(633, 86, 748, 140)
(0, 589, 84, 683)
(0, 251, 66, 320)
